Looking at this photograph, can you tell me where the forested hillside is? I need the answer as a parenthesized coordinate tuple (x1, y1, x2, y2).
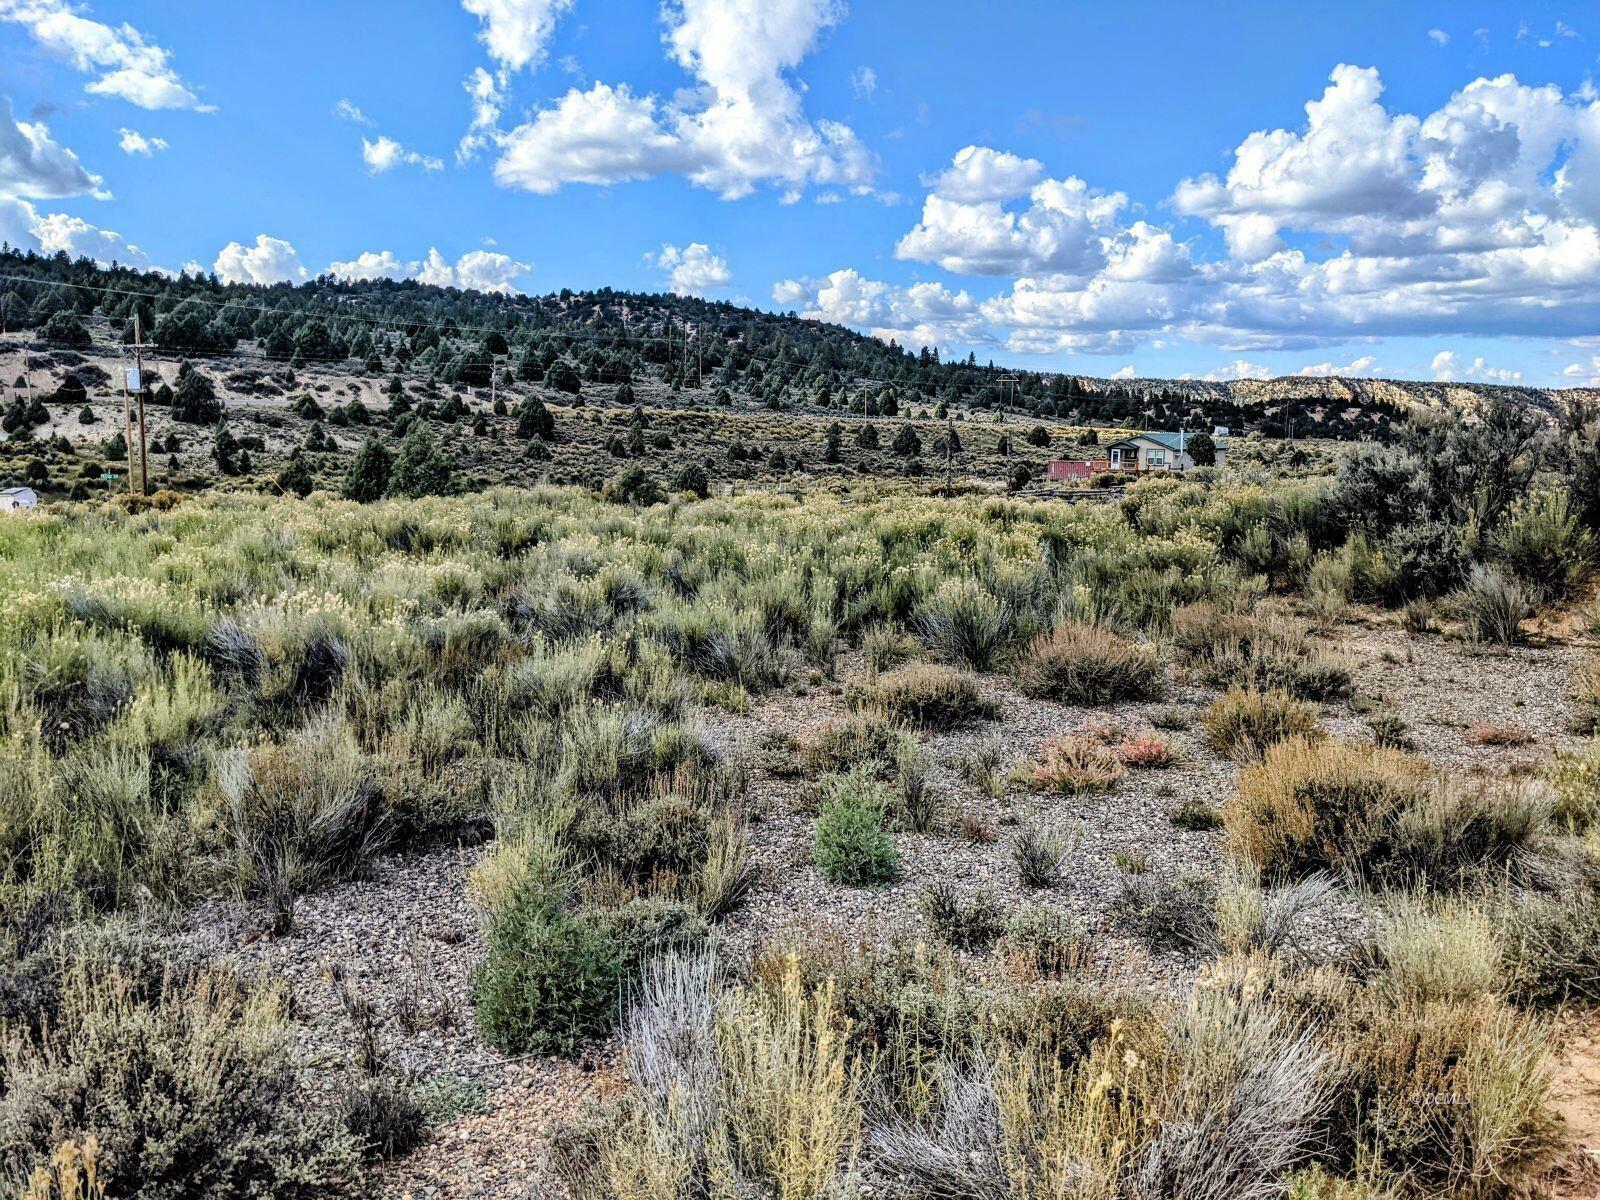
(5, 247, 1577, 441)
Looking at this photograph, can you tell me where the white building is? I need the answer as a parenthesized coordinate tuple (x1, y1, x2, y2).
(0, 487, 38, 511)
(1103, 430, 1229, 472)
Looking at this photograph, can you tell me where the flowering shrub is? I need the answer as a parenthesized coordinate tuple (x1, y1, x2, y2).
(1032, 732, 1125, 795)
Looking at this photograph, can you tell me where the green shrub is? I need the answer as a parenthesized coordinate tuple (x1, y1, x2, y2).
(1169, 798, 1223, 831)
(338, 1075, 428, 1161)
(848, 662, 996, 730)
(802, 713, 914, 779)
(1202, 687, 1322, 761)
(1456, 566, 1533, 645)
(1014, 620, 1165, 705)
(915, 578, 1013, 670)
(1493, 490, 1594, 602)
(1012, 827, 1066, 888)
(0, 960, 360, 1198)
(918, 882, 1003, 949)
(814, 772, 899, 886)
(472, 874, 622, 1056)
(997, 905, 1090, 979)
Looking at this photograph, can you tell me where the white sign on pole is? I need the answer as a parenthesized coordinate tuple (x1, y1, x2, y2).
(125, 367, 141, 392)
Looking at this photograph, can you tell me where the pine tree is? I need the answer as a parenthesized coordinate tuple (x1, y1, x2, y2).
(387, 423, 455, 498)
(342, 437, 392, 502)
(892, 426, 921, 457)
(516, 398, 555, 441)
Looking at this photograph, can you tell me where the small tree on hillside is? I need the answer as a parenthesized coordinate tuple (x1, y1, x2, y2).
(892, 426, 922, 457)
(343, 438, 393, 502)
(546, 361, 581, 395)
(387, 423, 455, 498)
(516, 398, 555, 441)
(172, 362, 223, 425)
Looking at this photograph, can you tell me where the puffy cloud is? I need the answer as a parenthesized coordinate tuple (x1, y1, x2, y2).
(0, 0, 211, 110)
(1199, 359, 1271, 381)
(874, 65, 1600, 359)
(0, 95, 105, 200)
(492, 84, 691, 191)
(651, 242, 731, 296)
(325, 249, 416, 281)
(414, 247, 528, 293)
(460, 0, 572, 73)
(213, 235, 309, 286)
(1111, 364, 1136, 379)
(773, 267, 988, 349)
(492, 0, 874, 200)
(325, 246, 529, 294)
(1563, 356, 1600, 386)
(849, 66, 876, 101)
(0, 196, 150, 266)
(116, 127, 166, 156)
(896, 146, 1158, 278)
(362, 135, 443, 174)
(1295, 354, 1379, 377)
(923, 145, 1045, 204)
(1431, 349, 1521, 383)
(1428, 28, 1449, 46)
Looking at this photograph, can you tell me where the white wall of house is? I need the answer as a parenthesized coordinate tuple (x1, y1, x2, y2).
(0, 488, 38, 510)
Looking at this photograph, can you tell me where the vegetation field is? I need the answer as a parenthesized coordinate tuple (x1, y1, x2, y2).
(3, 377, 1600, 1200)
(4, 254, 1600, 1200)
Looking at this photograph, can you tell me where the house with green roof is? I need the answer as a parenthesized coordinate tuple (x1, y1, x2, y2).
(1103, 429, 1228, 473)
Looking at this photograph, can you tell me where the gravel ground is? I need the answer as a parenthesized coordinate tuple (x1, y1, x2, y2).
(173, 614, 1591, 1197)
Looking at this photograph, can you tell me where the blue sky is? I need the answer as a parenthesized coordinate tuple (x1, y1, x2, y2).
(3, 0, 1600, 386)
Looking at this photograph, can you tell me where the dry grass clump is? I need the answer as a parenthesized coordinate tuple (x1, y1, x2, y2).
(550, 951, 864, 1200)
(1545, 740, 1600, 831)
(799, 712, 915, 779)
(1014, 620, 1166, 705)
(1227, 737, 1548, 889)
(1203, 687, 1323, 761)
(847, 662, 997, 731)
(1173, 602, 1352, 701)
(1031, 732, 1125, 795)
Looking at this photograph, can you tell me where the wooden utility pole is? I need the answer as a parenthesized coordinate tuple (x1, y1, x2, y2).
(121, 357, 136, 496)
(134, 312, 149, 496)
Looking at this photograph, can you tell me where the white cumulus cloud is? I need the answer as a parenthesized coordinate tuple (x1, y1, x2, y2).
(414, 247, 528, 293)
(0, 0, 211, 110)
(213, 235, 309, 286)
(1295, 354, 1379, 377)
(326, 246, 529, 294)
(773, 267, 988, 350)
(362, 135, 443, 174)
(0, 196, 150, 266)
(0, 95, 105, 200)
(651, 242, 731, 296)
(460, 0, 573, 73)
(116, 127, 166, 156)
(491, 0, 874, 200)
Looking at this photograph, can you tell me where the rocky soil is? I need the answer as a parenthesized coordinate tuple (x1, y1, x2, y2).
(171, 608, 1591, 1198)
